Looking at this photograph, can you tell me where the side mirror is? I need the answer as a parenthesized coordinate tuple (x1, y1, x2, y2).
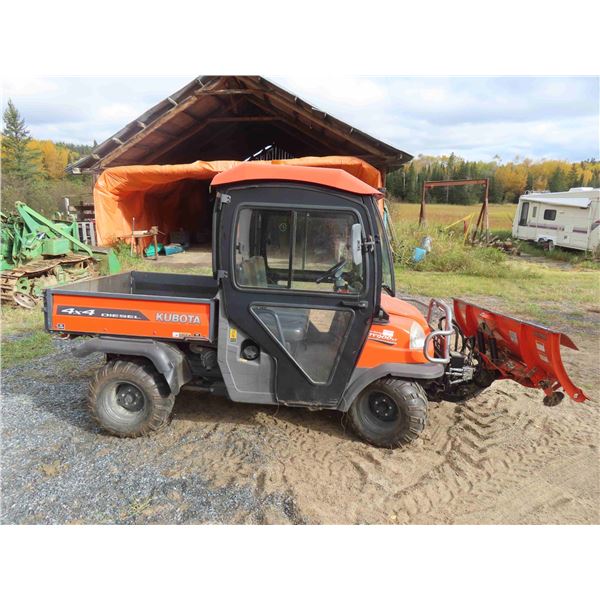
(351, 223, 363, 266)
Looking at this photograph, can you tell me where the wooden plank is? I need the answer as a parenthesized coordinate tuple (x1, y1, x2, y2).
(207, 116, 283, 123)
(192, 89, 256, 97)
(102, 88, 242, 164)
(236, 76, 390, 158)
(424, 179, 488, 189)
(140, 122, 213, 163)
(98, 79, 229, 167)
(143, 122, 234, 163)
(242, 95, 344, 155)
(263, 91, 389, 157)
(172, 111, 203, 127)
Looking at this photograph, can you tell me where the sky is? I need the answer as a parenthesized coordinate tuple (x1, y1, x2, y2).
(1, 76, 598, 162)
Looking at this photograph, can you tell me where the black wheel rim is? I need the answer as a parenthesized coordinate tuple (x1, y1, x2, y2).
(115, 382, 145, 412)
(368, 392, 399, 422)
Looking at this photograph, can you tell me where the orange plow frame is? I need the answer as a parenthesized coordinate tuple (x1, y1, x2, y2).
(453, 299, 588, 402)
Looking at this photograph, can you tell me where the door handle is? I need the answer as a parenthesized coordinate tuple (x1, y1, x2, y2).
(340, 300, 368, 309)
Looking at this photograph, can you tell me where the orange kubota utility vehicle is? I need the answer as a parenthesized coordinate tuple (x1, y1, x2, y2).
(44, 164, 588, 447)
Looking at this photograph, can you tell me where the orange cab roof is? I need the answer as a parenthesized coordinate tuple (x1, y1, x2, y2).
(212, 162, 383, 197)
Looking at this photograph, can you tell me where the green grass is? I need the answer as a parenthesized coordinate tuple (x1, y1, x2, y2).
(0, 306, 54, 367)
(112, 241, 211, 275)
(389, 217, 599, 324)
(390, 204, 599, 272)
(113, 241, 147, 271)
(0, 250, 211, 368)
(1, 329, 54, 368)
(0, 305, 45, 335)
(395, 261, 600, 327)
(391, 222, 512, 277)
(395, 262, 599, 304)
(1, 220, 598, 369)
(517, 239, 600, 269)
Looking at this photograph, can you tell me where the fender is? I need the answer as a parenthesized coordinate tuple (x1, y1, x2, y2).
(72, 336, 192, 395)
(339, 362, 444, 412)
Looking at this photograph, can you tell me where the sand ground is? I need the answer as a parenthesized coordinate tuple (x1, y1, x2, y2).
(2, 287, 598, 524)
(165, 335, 598, 524)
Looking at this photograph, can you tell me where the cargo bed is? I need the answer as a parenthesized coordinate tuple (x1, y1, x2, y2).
(44, 271, 218, 342)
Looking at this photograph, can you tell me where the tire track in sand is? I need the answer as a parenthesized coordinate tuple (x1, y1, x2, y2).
(391, 381, 597, 523)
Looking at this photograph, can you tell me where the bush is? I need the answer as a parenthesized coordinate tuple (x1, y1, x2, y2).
(112, 241, 144, 271)
(1, 173, 93, 216)
(391, 222, 511, 277)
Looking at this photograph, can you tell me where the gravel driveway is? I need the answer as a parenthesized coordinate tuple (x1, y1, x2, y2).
(1, 338, 299, 524)
(2, 329, 597, 525)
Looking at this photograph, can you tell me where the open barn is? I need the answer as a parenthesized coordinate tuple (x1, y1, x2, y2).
(67, 76, 412, 250)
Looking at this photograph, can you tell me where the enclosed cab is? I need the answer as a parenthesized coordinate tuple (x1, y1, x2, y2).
(45, 163, 589, 448)
(513, 187, 600, 252)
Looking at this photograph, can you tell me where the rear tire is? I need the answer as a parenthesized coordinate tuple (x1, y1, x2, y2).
(88, 359, 175, 437)
(348, 378, 428, 448)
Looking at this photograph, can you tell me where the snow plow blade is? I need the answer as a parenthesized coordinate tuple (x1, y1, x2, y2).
(453, 299, 588, 402)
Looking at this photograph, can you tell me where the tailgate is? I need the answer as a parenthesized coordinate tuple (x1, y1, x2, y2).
(45, 289, 215, 342)
(453, 298, 588, 402)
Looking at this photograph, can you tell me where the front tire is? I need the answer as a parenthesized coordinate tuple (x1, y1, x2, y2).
(88, 359, 175, 437)
(348, 378, 428, 448)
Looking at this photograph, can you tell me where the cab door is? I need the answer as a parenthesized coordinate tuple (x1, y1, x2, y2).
(218, 183, 377, 408)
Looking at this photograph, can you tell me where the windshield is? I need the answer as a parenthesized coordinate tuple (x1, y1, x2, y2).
(375, 208, 395, 296)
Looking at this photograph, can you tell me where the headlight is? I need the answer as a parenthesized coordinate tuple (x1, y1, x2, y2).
(409, 321, 426, 349)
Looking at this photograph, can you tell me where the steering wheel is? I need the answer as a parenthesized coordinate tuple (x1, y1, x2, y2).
(315, 259, 347, 284)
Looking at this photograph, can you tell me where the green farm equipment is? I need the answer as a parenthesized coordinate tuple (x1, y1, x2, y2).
(1, 201, 120, 308)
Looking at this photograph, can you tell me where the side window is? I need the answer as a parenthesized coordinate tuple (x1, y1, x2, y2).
(532, 206, 537, 218)
(234, 207, 364, 293)
(544, 209, 557, 221)
(235, 209, 291, 287)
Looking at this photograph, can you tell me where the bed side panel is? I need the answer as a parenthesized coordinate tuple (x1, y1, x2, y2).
(48, 292, 213, 341)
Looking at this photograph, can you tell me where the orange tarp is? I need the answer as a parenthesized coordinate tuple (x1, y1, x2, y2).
(93, 156, 382, 246)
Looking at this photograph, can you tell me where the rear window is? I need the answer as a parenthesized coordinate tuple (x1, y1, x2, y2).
(544, 209, 557, 221)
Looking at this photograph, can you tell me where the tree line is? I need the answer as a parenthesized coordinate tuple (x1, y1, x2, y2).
(386, 153, 600, 205)
(2, 99, 599, 215)
(2, 99, 94, 215)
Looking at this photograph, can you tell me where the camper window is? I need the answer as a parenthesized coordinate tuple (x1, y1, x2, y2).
(543, 209, 557, 221)
(532, 206, 537, 218)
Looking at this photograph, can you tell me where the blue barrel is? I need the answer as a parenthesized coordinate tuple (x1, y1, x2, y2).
(412, 247, 427, 262)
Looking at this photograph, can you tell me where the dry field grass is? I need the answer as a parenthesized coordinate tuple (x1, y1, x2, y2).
(390, 202, 516, 230)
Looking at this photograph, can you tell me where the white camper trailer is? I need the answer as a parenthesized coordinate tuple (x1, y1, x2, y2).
(512, 187, 600, 252)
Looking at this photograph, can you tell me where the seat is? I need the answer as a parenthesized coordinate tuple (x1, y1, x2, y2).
(239, 256, 310, 344)
(237, 256, 268, 287)
(272, 307, 310, 343)
(253, 306, 310, 345)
